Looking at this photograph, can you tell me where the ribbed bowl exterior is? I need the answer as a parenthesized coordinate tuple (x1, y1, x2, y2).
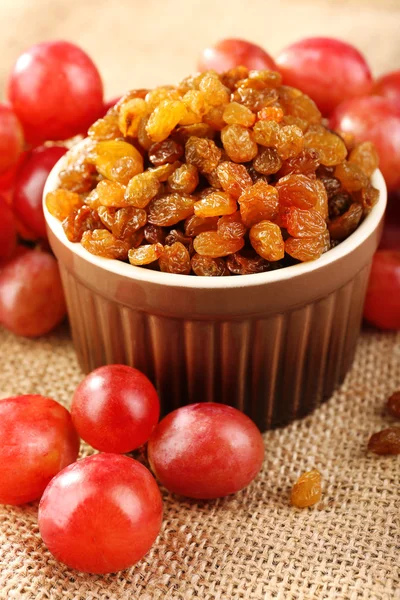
(44, 152, 386, 431)
(59, 263, 370, 430)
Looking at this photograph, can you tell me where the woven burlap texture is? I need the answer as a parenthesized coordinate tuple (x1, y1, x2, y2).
(0, 325, 399, 600)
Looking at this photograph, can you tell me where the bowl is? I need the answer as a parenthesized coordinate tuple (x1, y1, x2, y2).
(43, 154, 387, 431)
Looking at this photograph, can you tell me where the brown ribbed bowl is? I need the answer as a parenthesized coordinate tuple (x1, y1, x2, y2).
(43, 159, 387, 431)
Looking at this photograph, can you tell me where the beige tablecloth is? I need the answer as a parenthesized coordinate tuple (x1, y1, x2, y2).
(0, 1, 400, 598)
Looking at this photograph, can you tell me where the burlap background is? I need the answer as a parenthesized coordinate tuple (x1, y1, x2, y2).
(1, 0, 400, 598)
(0, 325, 399, 600)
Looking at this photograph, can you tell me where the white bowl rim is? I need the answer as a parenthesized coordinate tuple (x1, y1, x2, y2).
(43, 156, 387, 290)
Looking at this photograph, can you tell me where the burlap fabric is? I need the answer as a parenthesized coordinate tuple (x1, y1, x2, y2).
(0, 325, 399, 600)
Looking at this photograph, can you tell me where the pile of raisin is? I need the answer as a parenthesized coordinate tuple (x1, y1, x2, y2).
(46, 68, 380, 276)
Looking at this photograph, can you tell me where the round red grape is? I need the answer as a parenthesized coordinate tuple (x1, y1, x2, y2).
(330, 96, 400, 191)
(276, 37, 373, 115)
(38, 453, 163, 573)
(363, 250, 400, 330)
(8, 41, 104, 144)
(148, 403, 264, 499)
(198, 38, 276, 73)
(0, 395, 79, 505)
(0, 249, 66, 337)
(71, 365, 160, 453)
(373, 70, 400, 106)
(380, 192, 400, 251)
(0, 103, 24, 174)
(13, 145, 67, 239)
(0, 195, 17, 265)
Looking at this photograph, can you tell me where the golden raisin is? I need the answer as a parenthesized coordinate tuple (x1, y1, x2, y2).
(216, 162, 253, 198)
(184, 214, 219, 237)
(112, 207, 147, 242)
(145, 87, 181, 111)
(88, 113, 121, 141)
(146, 100, 187, 143)
(349, 141, 379, 177)
(285, 233, 330, 261)
(304, 128, 347, 167)
(249, 220, 284, 261)
(217, 211, 246, 240)
(97, 206, 115, 230)
(239, 181, 279, 227)
(278, 86, 321, 124)
(62, 206, 103, 243)
(148, 193, 196, 226)
(221, 125, 258, 163)
(159, 242, 191, 275)
(137, 116, 153, 150)
(199, 72, 230, 106)
(81, 229, 131, 259)
(193, 231, 244, 257)
(314, 180, 329, 220)
(203, 105, 227, 131)
(368, 428, 400, 455)
(128, 243, 164, 266)
(257, 106, 284, 122)
(96, 180, 130, 208)
(335, 162, 369, 192)
(185, 136, 221, 173)
(46, 189, 83, 221)
(144, 223, 166, 245)
(253, 147, 282, 175)
(277, 125, 304, 160)
(290, 469, 322, 508)
(282, 207, 327, 238)
(89, 140, 143, 180)
(148, 139, 183, 165)
(276, 174, 320, 209)
(226, 251, 270, 275)
(125, 172, 160, 208)
(149, 161, 181, 182)
(59, 161, 97, 194)
(223, 102, 255, 127)
(191, 254, 229, 276)
(328, 203, 363, 241)
(194, 191, 237, 218)
(387, 391, 400, 419)
(278, 149, 320, 177)
(168, 163, 199, 194)
(118, 98, 149, 137)
(252, 120, 280, 146)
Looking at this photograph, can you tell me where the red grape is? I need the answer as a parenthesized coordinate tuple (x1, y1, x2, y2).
(38, 453, 163, 573)
(148, 403, 264, 499)
(71, 365, 160, 453)
(0, 249, 66, 337)
(14, 146, 67, 239)
(363, 250, 400, 330)
(0, 195, 17, 265)
(276, 37, 373, 115)
(380, 192, 400, 251)
(197, 38, 276, 73)
(0, 103, 24, 174)
(373, 70, 400, 106)
(330, 97, 400, 191)
(8, 41, 104, 144)
(0, 395, 79, 505)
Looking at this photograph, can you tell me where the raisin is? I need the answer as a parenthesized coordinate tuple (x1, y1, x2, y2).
(164, 229, 194, 254)
(232, 86, 279, 111)
(221, 125, 258, 163)
(137, 116, 153, 150)
(328, 203, 363, 241)
(216, 162, 253, 198)
(145, 87, 181, 111)
(217, 211, 247, 240)
(146, 100, 187, 143)
(149, 161, 181, 182)
(46, 189, 83, 221)
(81, 229, 131, 259)
(335, 161, 369, 192)
(205, 167, 224, 189)
(175, 123, 215, 143)
(285, 232, 330, 261)
(62, 206, 103, 243)
(226, 251, 270, 275)
(203, 105, 227, 131)
(253, 147, 282, 175)
(59, 161, 97, 194)
(368, 428, 400, 455)
(148, 193, 196, 226)
(191, 254, 229, 276)
(314, 180, 329, 220)
(328, 192, 351, 219)
(194, 191, 237, 218)
(112, 207, 147, 243)
(277, 125, 304, 160)
(290, 469, 322, 508)
(355, 183, 379, 214)
(181, 90, 207, 124)
(320, 176, 342, 199)
(304, 128, 347, 167)
(97, 206, 115, 230)
(252, 120, 280, 147)
(257, 106, 284, 122)
(118, 98, 149, 137)
(238, 70, 282, 89)
(144, 223, 166, 245)
(125, 171, 160, 208)
(128, 243, 164, 265)
(249, 220, 284, 261)
(349, 141, 379, 177)
(220, 66, 249, 90)
(278, 86, 321, 124)
(88, 113, 121, 141)
(89, 140, 143, 180)
(148, 139, 184, 165)
(185, 136, 222, 173)
(199, 72, 230, 106)
(159, 242, 191, 274)
(387, 391, 400, 419)
(283, 207, 327, 238)
(166, 163, 198, 194)
(278, 149, 320, 177)
(184, 214, 219, 237)
(239, 181, 279, 227)
(96, 180, 130, 208)
(193, 231, 244, 257)
(223, 102, 255, 127)
(275, 174, 320, 209)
